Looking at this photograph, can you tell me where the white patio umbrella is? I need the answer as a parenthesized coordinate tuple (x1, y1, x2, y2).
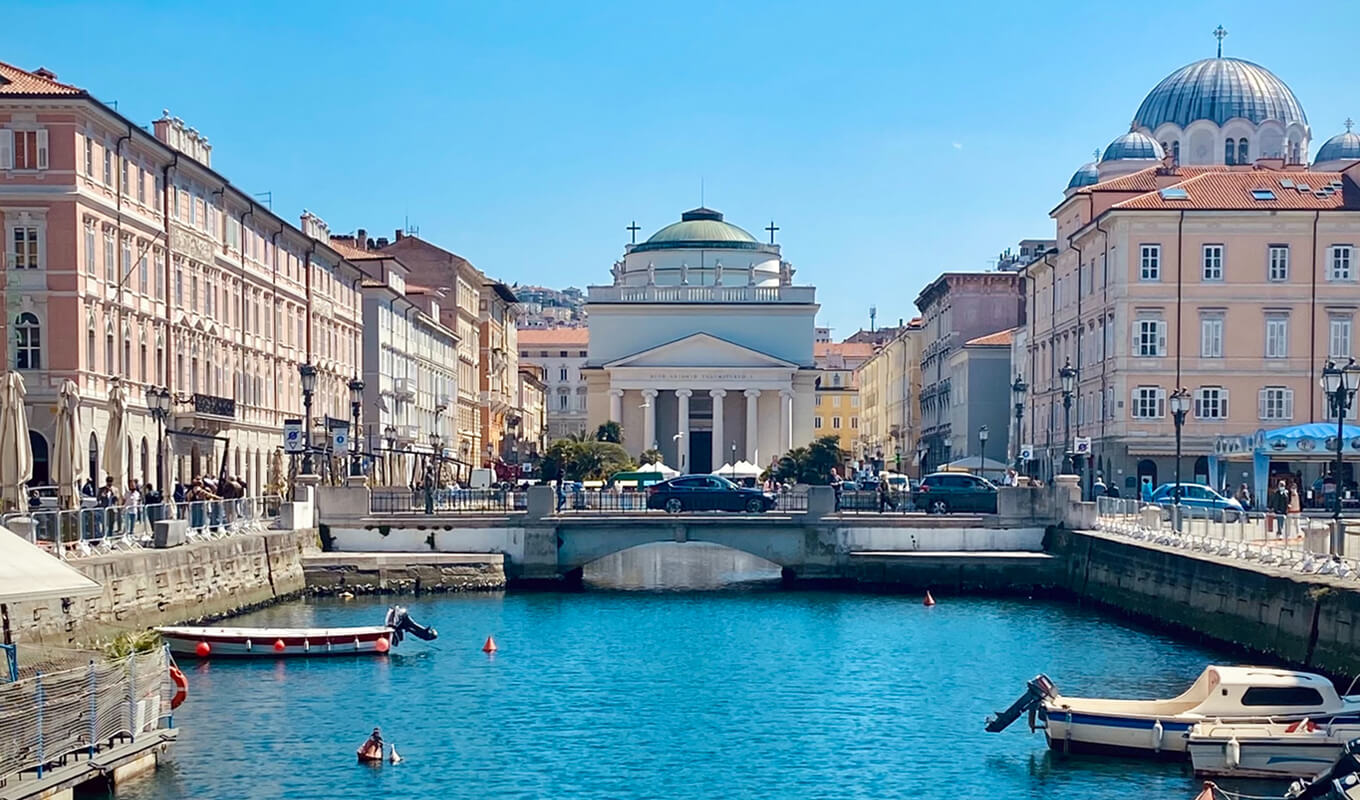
(728, 460, 762, 479)
(52, 379, 82, 510)
(101, 379, 127, 493)
(640, 461, 680, 478)
(0, 372, 33, 511)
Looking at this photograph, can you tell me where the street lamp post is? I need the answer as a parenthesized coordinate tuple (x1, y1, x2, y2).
(1011, 374, 1028, 475)
(1168, 387, 1191, 507)
(298, 362, 318, 475)
(894, 447, 902, 474)
(978, 425, 989, 478)
(917, 443, 928, 479)
(148, 387, 172, 493)
(730, 441, 737, 481)
(1321, 359, 1359, 552)
(1059, 359, 1076, 474)
(383, 424, 398, 486)
(348, 378, 364, 477)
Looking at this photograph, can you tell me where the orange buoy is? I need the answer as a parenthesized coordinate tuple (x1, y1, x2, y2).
(273, 638, 286, 653)
(482, 635, 497, 653)
(923, 591, 936, 607)
(375, 636, 390, 654)
(169, 666, 189, 709)
(195, 641, 211, 657)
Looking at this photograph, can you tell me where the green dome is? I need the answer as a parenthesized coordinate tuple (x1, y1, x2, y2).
(633, 208, 762, 252)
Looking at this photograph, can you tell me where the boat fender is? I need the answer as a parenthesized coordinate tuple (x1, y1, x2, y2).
(169, 666, 188, 709)
(1152, 719, 1164, 752)
(389, 744, 402, 764)
(1225, 736, 1240, 770)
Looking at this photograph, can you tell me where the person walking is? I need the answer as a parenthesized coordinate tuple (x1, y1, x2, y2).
(1234, 483, 1253, 512)
(829, 467, 844, 511)
(1268, 480, 1291, 538)
(123, 479, 142, 539)
(555, 477, 566, 512)
(96, 477, 120, 539)
(877, 478, 896, 513)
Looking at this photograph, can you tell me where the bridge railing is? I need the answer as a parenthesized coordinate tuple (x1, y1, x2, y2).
(370, 488, 525, 515)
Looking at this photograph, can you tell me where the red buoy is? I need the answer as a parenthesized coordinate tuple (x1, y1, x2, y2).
(482, 635, 497, 653)
(375, 636, 390, 653)
(923, 591, 936, 607)
(195, 641, 211, 657)
(273, 638, 286, 653)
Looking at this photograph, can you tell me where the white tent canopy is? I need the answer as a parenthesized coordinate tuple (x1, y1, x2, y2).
(638, 461, 680, 478)
(943, 456, 1010, 476)
(715, 460, 761, 479)
(0, 527, 101, 604)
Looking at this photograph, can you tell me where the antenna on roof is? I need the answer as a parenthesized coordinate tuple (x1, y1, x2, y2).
(253, 191, 272, 210)
(869, 305, 878, 333)
(700, 176, 705, 208)
(1213, 24, 1227, 58)
(404, 215, 419, 236)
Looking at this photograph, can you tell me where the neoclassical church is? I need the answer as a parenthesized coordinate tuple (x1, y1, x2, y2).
(583, 208, 819, 473)
(1064, 28, 1360, 190)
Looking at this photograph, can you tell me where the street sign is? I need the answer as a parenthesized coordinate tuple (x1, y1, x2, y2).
(1074, 437, 1092, 455)
(332, 430, 350, 453)
(283, 419, 305, 453)
(1019, 444, 1034, 461)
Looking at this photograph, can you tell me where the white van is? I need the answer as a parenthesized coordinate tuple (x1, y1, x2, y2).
(469, 468, 495, 489)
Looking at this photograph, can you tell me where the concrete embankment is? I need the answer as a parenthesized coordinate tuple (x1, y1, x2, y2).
(302, 552, 506, 594)
(1049, 528, 1360, 676)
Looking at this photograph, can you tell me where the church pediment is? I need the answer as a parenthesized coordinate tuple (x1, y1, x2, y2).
(605, 333, 797, 370)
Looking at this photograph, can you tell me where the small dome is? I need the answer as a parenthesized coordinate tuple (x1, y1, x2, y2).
(1133, 57, 1307, 129)
(1067, 162, 1100, 190)
(633, 207, 762, 253)
(1315, 129, 1360, 166)
(1102, 131, 1164, 162)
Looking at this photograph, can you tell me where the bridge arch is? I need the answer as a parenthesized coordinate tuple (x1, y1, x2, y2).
(555, 520, 809, 573)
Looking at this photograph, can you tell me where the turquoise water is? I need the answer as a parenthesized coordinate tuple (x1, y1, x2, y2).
(114, 591, 1283, 800)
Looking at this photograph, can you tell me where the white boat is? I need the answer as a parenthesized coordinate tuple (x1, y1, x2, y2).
(1188, 719, 1360, 778)
(157, 605, 437, 658)
(987, 667, 1360, 758)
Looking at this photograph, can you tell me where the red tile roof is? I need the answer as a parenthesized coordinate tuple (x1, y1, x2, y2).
(0, 62, 83, 96)
(329, 237, 383, 260)
(966, 328, 1015, 347)
(1114, 170, 1350, 210)
(518, 327, 589, 346)
(1073, 165, 1221, 195)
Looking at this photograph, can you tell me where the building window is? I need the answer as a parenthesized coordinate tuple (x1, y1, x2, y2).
(1330, 316, 1352, 359)
(559, 367, 567, 382)
(814, 417, 823, 429)
(1194, 387, 1228, 419)
(102, 232, 114, 282)
(190, 275, 198, 312)
(138, 251, 148, 294)
(14, 313, 40, 369)
(1331, 246, 1354, 281)
(558, 394, 567, 410)
(2, 129, 47, 170)
(1139, 245, 1160, 281)
(1259, 387, 1294, 420)
(1131, 386, 1166, 419)
(1202, 245, 1224, 281)
(1268, 245, 1289, 281)
(102, 147, 112, 185)
(832, 417, 841, 429)
(10, 226, 39, 269)
(1135, 318, 1167, 357)
(1200, 315, 1224, 358)
(1265, 315, 1289, 358)
(815, 395, 823, 407)
(850, 416, 858, 429)
(1225, 138, 1236, 165)
(137, 168, 146, 204)
(84, 224, 95, 275)
(1172, 141, 1180, 163)
(1238, 138, 1249, 164)
(83, 136, 93, 176)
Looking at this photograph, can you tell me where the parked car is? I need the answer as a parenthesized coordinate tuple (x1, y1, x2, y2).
(1148, 483, 1244, 521)
(646, 475, 777, 514)
(913, 472, 998, 514)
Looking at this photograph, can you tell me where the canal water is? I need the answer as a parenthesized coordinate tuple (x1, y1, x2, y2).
(114, 548, 1281, 800)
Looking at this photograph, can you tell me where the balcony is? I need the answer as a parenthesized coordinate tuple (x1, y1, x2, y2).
(173, 393, 236, 433)
(393, 377, 416, 400)
(395, 425, 420, 444)
(587, 284, 816, 304)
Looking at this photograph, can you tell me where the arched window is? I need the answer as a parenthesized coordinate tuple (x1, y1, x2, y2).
(1238, 138, 1249, 165)
(29, 431, 49, 485)
(1292, 142, 1302, 164)
(1172, 141, 1180, 164)
(1224, 138, 1236, 165)
(15, 312, 40, 369)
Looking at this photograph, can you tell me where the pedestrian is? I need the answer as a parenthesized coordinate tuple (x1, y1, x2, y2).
(81, 478, 95, 498)
(829, 467, 844, 510)
(1140, 477, 1154, 504)
(877, 478, 896, 513)
(123, 479, 142, 536)
(555, 477, 566, 512)
(96, 477, 120, 538)
(1268, 480, 1291, 538)
(172, 481, 187, 520)
(1093, 474, 1107, 498)
(1234, 483, 1252, 512)
(422, 465, 435, 515)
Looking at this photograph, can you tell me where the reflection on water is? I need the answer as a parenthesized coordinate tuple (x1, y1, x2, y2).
(582, 542, 782, 590)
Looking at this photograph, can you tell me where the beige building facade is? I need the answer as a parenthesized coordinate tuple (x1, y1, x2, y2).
(853, 321, 923, 475)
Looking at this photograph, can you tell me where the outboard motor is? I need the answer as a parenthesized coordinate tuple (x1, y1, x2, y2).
(1286, 738, 1360, 799)
(986, 675, 1057, 733)
(384, 605, 439, 646)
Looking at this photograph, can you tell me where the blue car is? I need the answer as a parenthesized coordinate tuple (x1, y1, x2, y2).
(1149, 482, 1244, 521)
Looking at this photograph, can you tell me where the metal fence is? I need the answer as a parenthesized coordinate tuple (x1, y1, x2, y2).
(0, 647, 172, 785)
(1, 495, 283, 561)
(834, 489, 922, 514)
(370, 488, 523, 515)
(1094, 496, 1360, 580)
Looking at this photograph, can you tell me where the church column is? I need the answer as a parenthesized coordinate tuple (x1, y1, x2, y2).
(641, 388, 658, 450)
(710, 389, 726, 473)
(744, 389, 761, 464)
(608, 388, 623, 424)
(676, 389, 692, 473)
(779, 389, 795, 454)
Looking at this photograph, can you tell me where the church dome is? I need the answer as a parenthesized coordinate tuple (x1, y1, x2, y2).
(632, 207, 762, 253)
(1315, 129, 1360, 166)
(1132, 57, 1307, 129)
(1067, 162, 1100, 190)
(1102, 131, 1163, 162)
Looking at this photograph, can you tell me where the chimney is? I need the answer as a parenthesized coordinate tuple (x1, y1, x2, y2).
(394, 229, 403, 242)
(33, 67, 56, 80)
(356, 229, 367, 251)
(376, 237, 390, 248)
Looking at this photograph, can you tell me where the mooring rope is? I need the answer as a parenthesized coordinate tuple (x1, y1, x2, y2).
(1202, 782, 1288, 800)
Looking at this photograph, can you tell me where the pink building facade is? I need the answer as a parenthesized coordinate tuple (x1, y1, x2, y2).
(0, 62, 363, 492)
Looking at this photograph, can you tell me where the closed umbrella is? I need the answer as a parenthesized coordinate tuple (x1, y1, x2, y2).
(0, 372, 33, 511)
(52, 379, 82, 510)
(101, 380, 127, 493)
(268, 448, 284, 495)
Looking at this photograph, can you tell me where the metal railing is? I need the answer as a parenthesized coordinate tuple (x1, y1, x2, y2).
(1094, 496, 1360, 580)
(2, 495, 283, 560)
(0, 647, 172, 785)
(370, 488, 524, 515)
(834, 489, 921, 514)
(554, 488, 812, 514)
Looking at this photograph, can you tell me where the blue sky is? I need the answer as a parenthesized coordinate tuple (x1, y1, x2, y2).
(10, 1, 1360, 335)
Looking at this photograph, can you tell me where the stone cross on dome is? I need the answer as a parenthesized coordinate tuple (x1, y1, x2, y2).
(626, 220, 641, 244)
(765, 220, 779, 245)
(1347, 118, 1355, 133)
(1213, 25, 1228, 57)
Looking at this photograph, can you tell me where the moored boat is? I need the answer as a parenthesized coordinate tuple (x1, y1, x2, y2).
(1188, 720, 1359, 778)
(157, 605, 437, 658)
(987, 666, 1360, 758)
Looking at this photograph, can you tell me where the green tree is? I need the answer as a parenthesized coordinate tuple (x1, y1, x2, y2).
(540, 438, 578, 481)
(639, 447, 664, 466)
(570, 441, 635, 481)
(767, 436, 846, 485)
(594, 421, 622, 444)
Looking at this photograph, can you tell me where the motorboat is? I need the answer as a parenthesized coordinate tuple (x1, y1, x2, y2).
(157, 605, 437, 658)
(987, 667, 1360, 758)
(1285, 740, 1360, 799)
(1188, 720, 1360, 778)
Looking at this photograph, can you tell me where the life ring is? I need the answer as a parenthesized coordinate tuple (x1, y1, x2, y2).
(169, 665, 188, 709)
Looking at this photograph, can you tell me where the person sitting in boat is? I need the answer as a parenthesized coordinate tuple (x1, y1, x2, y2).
(357, 727, 384, 762)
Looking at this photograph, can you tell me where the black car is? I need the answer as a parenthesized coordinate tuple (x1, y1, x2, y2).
(913, 472, 998, 514)
(646, 475, 777, 514)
